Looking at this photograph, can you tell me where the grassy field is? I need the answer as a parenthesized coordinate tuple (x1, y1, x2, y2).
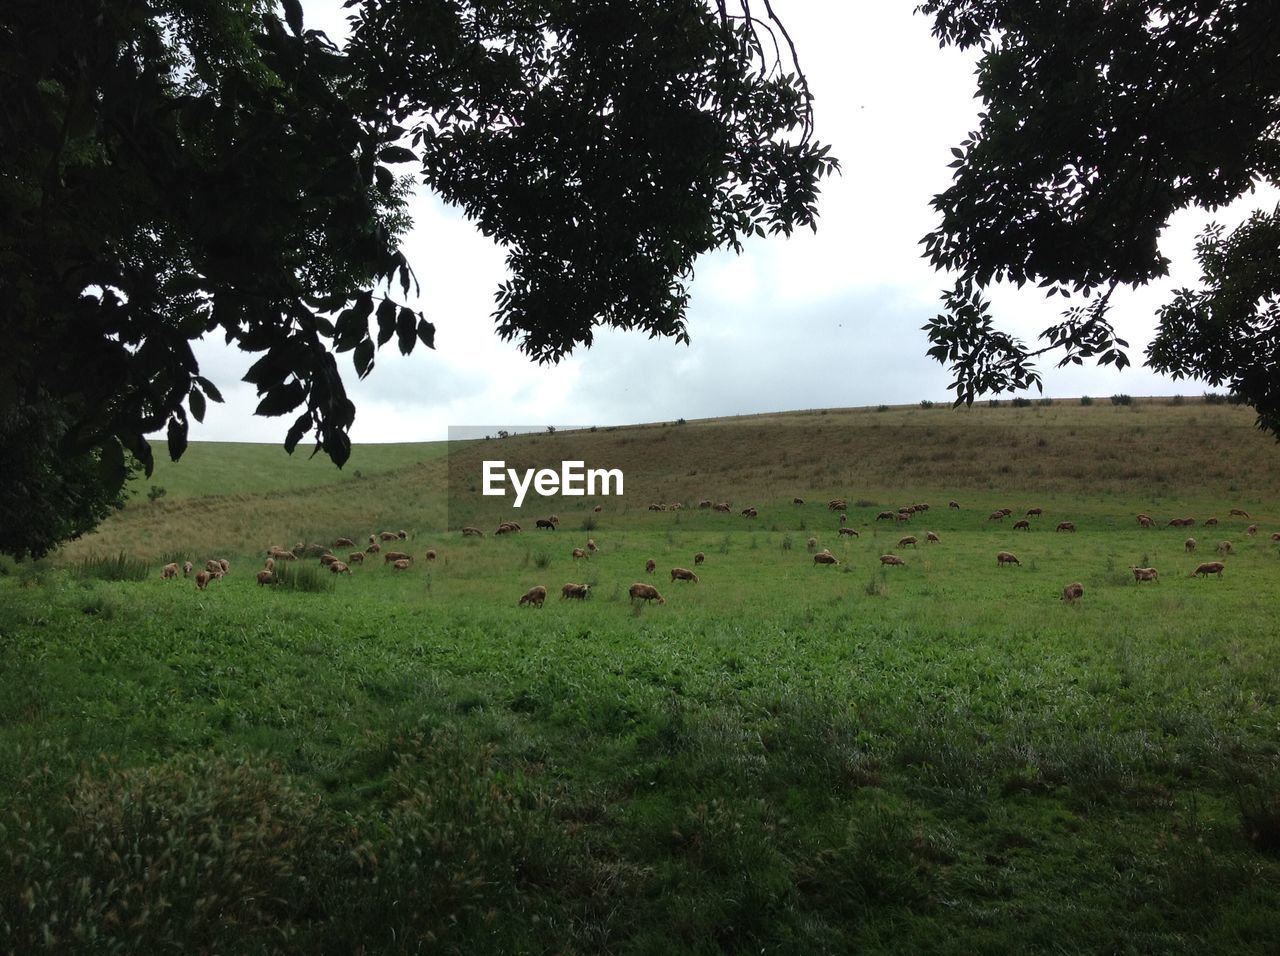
(3, 398, 1280, 952)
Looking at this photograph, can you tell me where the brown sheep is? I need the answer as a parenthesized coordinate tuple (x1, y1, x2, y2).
(1272, 532, 1280, 542)
(1026, 507, 1043, 517)
(669, 503, 683, 511)
(390, 559, 410, 571)
(926, 531, 940, 544)
(694, 552, 706, 565)
(268, 547, 295, 561)
(1204, 517, 1219, 526)
(806, 537, 818, 551)
(897, 535, 917, 548)
(195, 569, 212, 590)
(425, 549, 437, 561)
(398, 529, 408, 540)
(1230, 508, 1250, 518)
(629, 583, 665, 604)
(519, 585, 548, 607)
(1246, 524, 1258, 537)
(366, 541, 382, 554)
(369, 534, 377, 544)
(1055, 521, 1076, 533)
(741, 507, 758, 518)
(1192, 561, 1225, 578)
(698, 500, 713, 509)
(265, 557, 275, 572)
(330, 561, 352, 574)
(838, 527, 859, 537)
(182, 561, 193, 576)
(1130, 566, 1159, 583)
(205, 559, 222, 573)
(879, 554, 905, 566)
(948, 500, 960, 509)
(648, 503, 666, 512)
(494, 523, 517, 535)
(320, 553, 339, 566)
(999, 508, 1013, 517)
(996, 551, 1021, 567)
(839, 513, 847, 526)
(1215, 540, 1233, 555)
(256, 570, 276, 586)
(671, 567, 699, 583)
(561, 583, 591, 600)
(713, 502, 731, 512)
(1013, 519, 1031, 531)
(536, 518, 558, 530)
(334, 537, 355, 548)
(813, 551, 838, 566)
(383, 551, 411, 564)
(793, 497, 805, 505)
(348, 551, 365, 565)
(572, 548, 589, 560)
(876, 511, 896, 521)
(828, 499, 848, 512)
(462, 527, 484, 537)
(896, 511, 911, 521)
(379, 531, 399, 542)
(1062, 582, 1084, 603)
(1136, 514, 1153, 527)
(988, 511, 1006, 521)
(1185, 537, 1197, 553)
(586, 538, 598, 552)
(593, 505, 603, 513)
(218, 559, 230, 573)
(915, 503, 931, 512)
(645, 559, 657, 574)
(160, 562, 179, 580)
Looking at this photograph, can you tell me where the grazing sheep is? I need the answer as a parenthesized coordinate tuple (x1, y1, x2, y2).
(1026, 507, 1043, 517)
(838, 527, 859, 537)
(713, 502, 731, 512)
(669, 503, 682, 511)
(217, 559, 229, 574)
(519, 585, 548, 607)
(586, 538, 598, 553)
(383, 551, 411, 564)
(806, 537, 818, 551)
(1246, 524, 1259, 537)
(996, 551, 1021, 567)
(915, 503, 931, 512)
(629, 583, 665, 604)
(1062, 582, 1084, 603)
(793, 497, 805, 505)
(593, 505, 603, 513)
(425, 549, 437, 561)
(648, 503, 666, 512)
(1013, 519, 1031, 531)
(265, 557, 275, 572)
(366, 541, 382, 554)
(698, 500, 712, 509)
(1055, 521, 1076, 533)
(335, 537, 355, 548)
(462, 527, 484, 537)
(256, 570, 276, 586)
(1272, 532, 1280, 542)
(879, 554, 905, 566)
(1204, 517, 1219, 526)
(268, 547, 295, 561)
(645, 559, 657, 574)
(897, 535, 917, 548)
(369, 534, 377, 544)
(1185, 537, 1197, 553)
(988, 511, 1006, 521)
(1192, 561, 1225, 578)
(536, 518, 557, 530)
(828, 499, 848, 512)
(1000, 508, 1013, 516)
(671, 567, 699, 583)
(948, 500, 960, 509)
(876, 511, 896, 521)
(741, 507, 758, 518)
(398, 530, 408, 540)
(1230, 509, 1250, 518)
(1130, 566, 1159, 583)
(195, 570, 212, 590)
(379, 531, 399, 542)
(896, 511, 911, 521)
(926, 531, 940, 544)
(1216, 541, 1233, 555)
(390, 559, 410, 571)
(572, 548, 589, 560)
(160, 562, 179, 580)
(1136, 514, 1153, 527)
(182, 561, 193, 576)
(561, 583, 591, 600)
(813, 552, 838, 566)
(330, 561, 352, 574)
(348, 551, 365, 564)
(1167, 518, 1185, 527)
(494, 523, 517, 535)
(205, 559, 222, 573)
(320, 553, 339, 566)
(694, 552, 706, 565)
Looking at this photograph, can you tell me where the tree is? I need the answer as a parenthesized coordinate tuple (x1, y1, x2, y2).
(0, 0, 837, 559)
(916, 0, 1280, 434)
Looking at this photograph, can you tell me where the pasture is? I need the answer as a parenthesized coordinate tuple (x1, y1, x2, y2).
(3, 398, 1280, 952)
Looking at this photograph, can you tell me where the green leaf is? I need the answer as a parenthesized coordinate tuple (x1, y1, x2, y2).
(255, 381, 306, 417)
(378, 145, 417, 164)
(166, 415, 188, 462)
(416, 317, 436, 349)
(195, 376, 224, 403)
(354, 339, 375, 378)
(396, 306, 416, 354)
(189, 387, 206, 423)
(376, 298, 397, 347)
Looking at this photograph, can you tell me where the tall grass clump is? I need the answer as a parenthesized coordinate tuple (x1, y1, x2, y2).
(1080, 395, 1094, 406)
(273, 560, 332, 592)
(74, 551, 150, 582)
(1111, 394, 1134, 406)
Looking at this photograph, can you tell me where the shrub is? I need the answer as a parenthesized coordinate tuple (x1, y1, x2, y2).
(1111, 394, 1133, 406)
(919, 400, 935, 409)
(1170, 394, 1185, 406)
(1037, 397, 1054, 406)
(875, 404, 889, 412)
(1080, 395, 1094, 406)
(533, 552, 552, 569)
(1202, 392, 1227, 405)
(1011, 396, 1032, 408)
(988, 398, 1001, 407)
(675, 417, 687, 425)
(147, 484, 167, 503)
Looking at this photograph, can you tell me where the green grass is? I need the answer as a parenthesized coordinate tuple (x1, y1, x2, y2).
(4, 399, 1280, 952)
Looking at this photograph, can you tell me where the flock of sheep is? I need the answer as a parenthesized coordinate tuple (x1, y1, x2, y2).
(159, 500, 1272, 607)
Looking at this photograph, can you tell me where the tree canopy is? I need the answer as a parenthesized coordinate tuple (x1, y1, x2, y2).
(916, 0, 1280, 433)
(0, 0, 836, 558)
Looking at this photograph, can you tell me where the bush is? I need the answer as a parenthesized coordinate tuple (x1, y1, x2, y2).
(1011, 396, 1032, 408)
(1170, 394, 1185, 406)
(1203, 392, 1227, 405)
(1111, 394, 1133, 406)
(1080, 395, 1094, 406)
(533, 552, 552, 569)
(919, 400, 935, 409)
(875, 404, 889, 413)
(988, 398, 1001, 407)
(147, 484, 167, 503)
(1037, 397, 1054, 406)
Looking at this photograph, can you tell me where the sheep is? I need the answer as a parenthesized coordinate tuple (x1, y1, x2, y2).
(1185, 537, 1197, 553)
(334, 537, 355, 548)
(369, 534, 377, 544)
(519, 585, 548, 607)
(268, 547, 295, 561)
(593, 505, 603, 513)
(948, 500, 960, 509)
(806, 537, 818, 551)
(671, 567, 699, 583)
(160, 562, 179, 580)
(330, 561, 352, 574)
(793, 497, 805, 505)
(926, 531, 940, 544)
(1215, 540, 1233, 555)
(694, 552, 706, 565)
(320, 553, 339, 566)
(536, 518, 558, 530)
(379, 531, 399, 541)
(669, 503, 683, 511)
(813, 551, 838, 566)
(1167, 518, 1186, 527)
(195, 570, 212, 590)
(648, 503, 666, 512)
(1136, 514, 1153, 527)
(828, 499, 848, 512)
(1204, 517, 1219, 526)
(1272, 532, 1280, 542)
(988, 511, 1006, 521)
(996, 551, 1021, 567)
(1230, 508, 1250, 518)
(494, 523, 516, 535)
(629, 583, 665, 604)
(397, 530, 408, 540)
(645, 559, 657, 574)
(256, 570, 276, 586)
(366, 541, 382, 554)
(265, 557, 275, 573)
(390, 559, 410, 571)
(1055, 521, 1077, 533)
(572, 548, 589, 560)
(1246, 524, 1259, 537)
(896, 511, 911, 521)
(713, 502, 731, 512)
(462, 527, 484, 537)
(182, 561, 193, 576)
(348, 551, 365, 564)
(586, 538, 598, 553)
(384, 551, 411, 564)
(915, 503, 931, 512)
(897, 535, 917, 548)
(425, 549, 437, 561)
(741, 507, 758, 518)
(838, 527, 859, 537)
(1025, 507, 1043, 517)
(1013, 519, 1031, 531)
(698, 500, 713, 509)
(1062, 582, 1084, 603)
(561, 583, 591, 600)
(876, 511, 896, 521)
(1130, 566, 1159, 583)
(206, 559, 222, 573)
(879, 554, 905, 566)
(1192, 561, 1225, 578)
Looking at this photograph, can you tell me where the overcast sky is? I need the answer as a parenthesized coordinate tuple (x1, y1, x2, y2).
(184, 2, 1271, 444)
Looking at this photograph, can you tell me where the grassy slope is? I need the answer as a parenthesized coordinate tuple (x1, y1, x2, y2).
(5, 398, 1280, 953)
